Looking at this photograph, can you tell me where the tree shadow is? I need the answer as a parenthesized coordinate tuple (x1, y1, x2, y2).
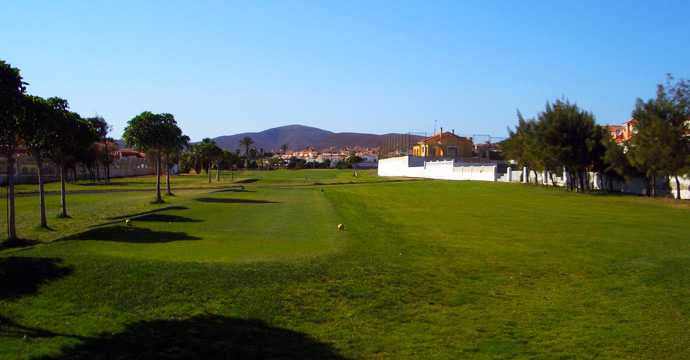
(35, 314, 349, 360)
(0, 238, 42, 250)
(106, 206, 189, 221)
(131, 214, 202, 223)
(235, 178, 260, 184)
(212, 188, 255, 193)
(62, 226, 201, 243)
(73, 182, 141, 187)
(195, 198, 279, 204)
(0, 314, 81, 339)
(0, 257, 73, 300)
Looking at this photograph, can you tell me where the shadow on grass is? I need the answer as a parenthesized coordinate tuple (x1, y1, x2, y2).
(0, 314, 80, 339)
(212, 188, 255, 193)
(0, 257, 73, 300)
(195, 198, 279, 204)
(235, 178, 260, 184)
(0, 238, 42, 250)
(132, 214, 202, 223)
(73, 181, 142, 187)
(35, 314, 349, 360)
(63, 226, 201, 243)
(107, 206, 189, 221)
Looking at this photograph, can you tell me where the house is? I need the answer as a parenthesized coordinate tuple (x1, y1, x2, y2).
(606, 119, 636, 143)
(412, 128, 473, 158)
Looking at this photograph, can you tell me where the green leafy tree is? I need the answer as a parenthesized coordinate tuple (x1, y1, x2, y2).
(629, 75, 689, 198)
(194, 139, 223, 183)
(21, 95, 54, 228)
(501, 112, 540, 183)
(239, 136, 254, 170)
(86, 115, 112, 181)
(163, 132, 189, 195)
(0, 60, 26, 240)
(346, 155, 364, 177)
(43, 98, 99, 217)
(123, 111, 185, 203)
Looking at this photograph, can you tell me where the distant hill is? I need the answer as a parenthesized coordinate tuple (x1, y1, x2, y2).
(210, 125, 423, 152)
(116, 125, 423, 153)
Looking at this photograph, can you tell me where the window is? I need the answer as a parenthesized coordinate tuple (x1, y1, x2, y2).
(447, 146, 459, 156)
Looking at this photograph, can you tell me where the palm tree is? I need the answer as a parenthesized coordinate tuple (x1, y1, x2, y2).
(239, 136, 254, 170)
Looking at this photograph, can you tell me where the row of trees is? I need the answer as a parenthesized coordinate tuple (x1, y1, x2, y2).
(2, 60, 113, 241)
(501, 75, 690, 198)
(2, 60, 192, 242)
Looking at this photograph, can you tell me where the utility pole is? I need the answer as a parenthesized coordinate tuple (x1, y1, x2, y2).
(434, 119, 438, 135)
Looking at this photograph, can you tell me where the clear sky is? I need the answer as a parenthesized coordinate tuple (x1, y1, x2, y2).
(2, 1, 688, 142)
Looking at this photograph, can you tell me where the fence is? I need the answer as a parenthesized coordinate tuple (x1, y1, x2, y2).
(0, 155, 156, 185)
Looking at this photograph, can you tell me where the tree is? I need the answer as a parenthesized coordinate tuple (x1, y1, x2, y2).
(43, 98, 99, 217)
(222, 150, 241, 180)
(123, 111, 186, 203)
(629, 75, 689, 199)
(194, 139, 223, 183)
(281, 144, 288, 155)
(0, 60, 26, 240)
(86, 115, 113, 181)
(163, 132, 189, 195)
(239, 136, 254, 170)
(502, 99, 602, 192)
(346, 155, 363, 177)
(500, 112, 540, 183)
(22, 95, 54, 228)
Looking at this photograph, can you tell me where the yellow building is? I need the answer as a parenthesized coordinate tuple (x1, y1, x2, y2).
(412, 128, 473, 158)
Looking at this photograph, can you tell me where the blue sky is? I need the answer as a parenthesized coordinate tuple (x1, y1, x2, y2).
(2, 1, 688, 142)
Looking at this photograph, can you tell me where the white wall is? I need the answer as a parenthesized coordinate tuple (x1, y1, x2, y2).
(378, 156, 496, 182)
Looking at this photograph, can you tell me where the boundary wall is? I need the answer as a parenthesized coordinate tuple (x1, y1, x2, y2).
(379, 156, 690, 199)
(0, 156, 156, 185)
(378, 156, 505, 182)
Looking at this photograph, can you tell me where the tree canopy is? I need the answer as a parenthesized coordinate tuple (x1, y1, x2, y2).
(123, 111, 186, 202)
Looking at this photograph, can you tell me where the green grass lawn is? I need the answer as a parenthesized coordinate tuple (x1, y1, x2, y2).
(1, 171, 689, 359)
(9, 168, 395, 194)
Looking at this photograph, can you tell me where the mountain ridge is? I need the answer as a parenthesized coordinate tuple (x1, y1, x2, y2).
(210, 124, 422, 152)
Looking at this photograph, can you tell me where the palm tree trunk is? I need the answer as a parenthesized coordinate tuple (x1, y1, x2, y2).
(7, 156, 17, 241)
(37, 155, 47, 228)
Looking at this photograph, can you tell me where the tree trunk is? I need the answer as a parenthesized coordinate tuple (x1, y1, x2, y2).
(207, 164, 212, 183)
(6, 156, 17, 241)
(156, 153, 162, 203)
(166, 164, 172, 196)
(37, 155, 48, 228)
(95, 158, 100, 181)
(104, 137, 110, 181)
(651, 176, 656, 197)
(675, 174, 681, 200)
(230, 166, 234, 181)
(61, 163, 68, 217)
(216, 163, 220, 181)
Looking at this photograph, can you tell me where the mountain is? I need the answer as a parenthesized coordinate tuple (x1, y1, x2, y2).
(116, 124, 423, 153)
(210, 125, 422, 152)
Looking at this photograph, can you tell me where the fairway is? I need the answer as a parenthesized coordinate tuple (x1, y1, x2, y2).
(1, 171, 689, 359)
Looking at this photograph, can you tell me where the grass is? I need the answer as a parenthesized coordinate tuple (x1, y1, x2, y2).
(1, 170, 689, 359)
(8, 168, 399, 195)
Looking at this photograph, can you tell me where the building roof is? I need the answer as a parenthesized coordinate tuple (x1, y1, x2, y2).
(419, 131, 472, 145)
